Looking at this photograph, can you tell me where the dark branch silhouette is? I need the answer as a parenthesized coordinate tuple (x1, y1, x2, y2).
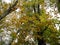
(37, 26, 48, 45)
(57, 0, 60, 12)
(37, 3, 40, 14)
(0, 0, 18, 20)
(33, 5, 36, 13)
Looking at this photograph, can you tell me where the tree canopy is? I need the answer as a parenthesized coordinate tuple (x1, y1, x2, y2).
(0, 0, 60, 45)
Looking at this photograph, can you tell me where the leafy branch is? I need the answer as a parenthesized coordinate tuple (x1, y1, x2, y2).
(0, 0, 18, 20)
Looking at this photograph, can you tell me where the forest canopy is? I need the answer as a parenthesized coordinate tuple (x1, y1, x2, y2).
(0, 0, 60, 45)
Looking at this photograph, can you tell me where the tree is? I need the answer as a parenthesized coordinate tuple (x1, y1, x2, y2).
(0, 0, 60, 45)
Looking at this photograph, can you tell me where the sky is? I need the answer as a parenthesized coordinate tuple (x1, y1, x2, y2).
(2, 0, 11, 4)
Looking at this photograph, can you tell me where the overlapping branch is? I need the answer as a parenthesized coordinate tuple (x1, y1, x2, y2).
(0, 0, 18, 20)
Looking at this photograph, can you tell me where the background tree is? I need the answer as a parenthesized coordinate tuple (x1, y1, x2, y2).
(0, 0, 60, 45)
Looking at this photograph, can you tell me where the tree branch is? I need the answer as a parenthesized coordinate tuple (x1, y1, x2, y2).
(33, 5, 36, 13)
(0, 0, 18, 20)
(37, 3, 40, 14)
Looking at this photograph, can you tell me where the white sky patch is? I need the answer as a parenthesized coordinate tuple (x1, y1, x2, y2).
(14, 29, 17, 33)
(40, 5, 42, 9)
(46, 7, 51, 12)
(7, 31, 11, 34)
(57, 13, 60, 17)
(44, 0, 60, 30)
(57, 18, 60, 21)
(17, 33, 20, 35)
(15, 38, 18, 43)
(16, 8, 20, 12)
(6, 20, 9, 22)
(55, 7, 58, 11)
(2, 0, 11, 4)
(55, 24, 59, 30)
(5, 19, 11, 23)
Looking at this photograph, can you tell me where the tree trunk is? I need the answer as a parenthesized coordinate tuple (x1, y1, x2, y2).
(37, 26, 48, 45)
(37, 38, 46, 45)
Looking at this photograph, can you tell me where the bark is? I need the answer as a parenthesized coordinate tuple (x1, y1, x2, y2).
(37, 26, 48, 45)
(33, 5, 36, 13)
(0, 0, 18, 20)
(37, 31, 46, 45)
(37, 32, 46, 45)
(33, 4, 40, 21)
(57, 0, 60, 12)
(38, 38, 46, 45)
(37, 3, 40, 14)
(33, 3, 40, 14)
